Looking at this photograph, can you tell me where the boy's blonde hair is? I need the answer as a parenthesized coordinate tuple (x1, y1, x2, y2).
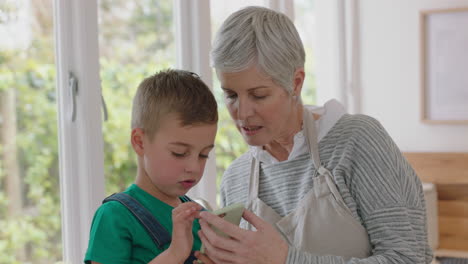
(131, 69, 218, 139)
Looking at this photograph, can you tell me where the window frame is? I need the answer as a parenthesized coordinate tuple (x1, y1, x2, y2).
(174, 0, 218, 209)
(53, 0, 105, 262)
(268, 0, 295, 19)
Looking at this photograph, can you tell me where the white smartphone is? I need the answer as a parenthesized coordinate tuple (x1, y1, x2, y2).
(199, 203, 244, 254)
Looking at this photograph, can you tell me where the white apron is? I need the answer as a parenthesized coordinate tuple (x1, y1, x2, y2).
(244, 108, 372, 260)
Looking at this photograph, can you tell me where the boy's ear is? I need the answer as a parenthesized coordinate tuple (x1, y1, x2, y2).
(131, 128, 145, 157)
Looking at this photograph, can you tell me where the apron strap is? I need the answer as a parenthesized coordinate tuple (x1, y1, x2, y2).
(247, 157, 261, 200)
(302, 109, 351, 208)
(302, 108, 322, 170)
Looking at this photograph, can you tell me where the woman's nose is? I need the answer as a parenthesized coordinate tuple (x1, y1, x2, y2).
(236, 98, 254, 120)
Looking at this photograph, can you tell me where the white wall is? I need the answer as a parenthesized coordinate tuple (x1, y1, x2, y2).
(359, 0, 468, 152)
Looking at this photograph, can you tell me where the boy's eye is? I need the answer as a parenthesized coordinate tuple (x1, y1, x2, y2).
(199, 154, 209, 159)
(225, 92, 237, 99)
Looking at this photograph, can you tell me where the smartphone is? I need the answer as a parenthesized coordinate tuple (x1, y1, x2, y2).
(199, 203, 244, 254)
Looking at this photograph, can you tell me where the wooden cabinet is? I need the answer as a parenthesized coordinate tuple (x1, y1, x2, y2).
(404, 152, 468, 258)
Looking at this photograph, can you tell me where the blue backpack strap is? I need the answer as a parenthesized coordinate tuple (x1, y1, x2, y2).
(180, 195, 192, 203)
(103, 193, 171, 249)
(103, 193, 199, 263)
(184, 254, 198, 264)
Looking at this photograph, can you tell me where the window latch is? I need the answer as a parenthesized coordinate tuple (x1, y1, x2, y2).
(69, 73, 108, 122)
(69, 72, 78, 122)
(101, 94, 108, 122)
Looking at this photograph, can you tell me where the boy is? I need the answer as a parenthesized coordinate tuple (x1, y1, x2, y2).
(85, 69, 217, 264)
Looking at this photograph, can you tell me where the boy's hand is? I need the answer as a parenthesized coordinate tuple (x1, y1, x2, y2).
(167, 202, 202, 262)
(193, 251, 215, 264)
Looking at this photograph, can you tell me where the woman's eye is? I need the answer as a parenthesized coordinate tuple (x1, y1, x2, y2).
(253, 94, 266, 100)
(172, 152, 187, 158)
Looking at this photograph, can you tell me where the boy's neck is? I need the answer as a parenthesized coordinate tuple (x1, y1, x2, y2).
(135, 169, 182, 208)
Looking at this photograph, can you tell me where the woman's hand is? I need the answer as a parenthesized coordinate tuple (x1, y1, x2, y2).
(167, 202, 202, 262)
(198, 209, 288, 264)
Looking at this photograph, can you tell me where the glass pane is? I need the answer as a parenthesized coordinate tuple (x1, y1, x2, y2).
(210, 1, 267, 204)
(295, 0, 317, 104)
(98, 0, 175, 195)
(0, 0, 62, 263)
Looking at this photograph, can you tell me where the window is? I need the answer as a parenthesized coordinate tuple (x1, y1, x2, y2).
(97, 0, 175, 195)
(295, 0, 317, 104)
(0, 0, 62, 262)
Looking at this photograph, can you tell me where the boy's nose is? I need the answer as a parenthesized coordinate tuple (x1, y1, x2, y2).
(185, 159, 201, 174)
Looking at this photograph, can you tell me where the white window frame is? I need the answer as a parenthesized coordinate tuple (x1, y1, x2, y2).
(268, 0, 295, 20)
(174, 0, 218, 209)
(344, 0, 361, 114)
(53, 0, 105, 262)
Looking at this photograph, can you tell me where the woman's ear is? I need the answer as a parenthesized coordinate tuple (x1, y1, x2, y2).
(293, 67, 305, 97)
(131, 128, 145, 157)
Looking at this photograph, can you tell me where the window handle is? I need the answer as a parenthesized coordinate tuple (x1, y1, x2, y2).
(101, 94, 108, 122)
(69, 73, 108, 122)
(69, 72, 78, 122)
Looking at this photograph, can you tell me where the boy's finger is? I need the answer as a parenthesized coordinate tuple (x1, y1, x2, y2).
(173, 207, 197, 220)
(194, 251, 212, 264)
(184, 201, 203, 210)
(174, 202, 203, 214)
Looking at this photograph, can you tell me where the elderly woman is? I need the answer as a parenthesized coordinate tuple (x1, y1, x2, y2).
(198, 6, 432, 264)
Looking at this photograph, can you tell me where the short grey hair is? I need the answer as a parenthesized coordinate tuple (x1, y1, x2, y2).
(211, 6, 305, 93)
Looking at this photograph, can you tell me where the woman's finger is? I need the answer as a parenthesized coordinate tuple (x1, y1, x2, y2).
(198, 219, 240, 252)
(199, 211, 246, 240)
(241, 209, 266, 231)
(202, 209, 289, 264)
(198, 230, 236, 263)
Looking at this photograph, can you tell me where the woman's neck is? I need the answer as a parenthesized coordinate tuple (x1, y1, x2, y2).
(263, 105, 303, 162)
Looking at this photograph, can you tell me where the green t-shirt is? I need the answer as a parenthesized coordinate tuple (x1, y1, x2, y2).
(84, 184, 201, 264)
